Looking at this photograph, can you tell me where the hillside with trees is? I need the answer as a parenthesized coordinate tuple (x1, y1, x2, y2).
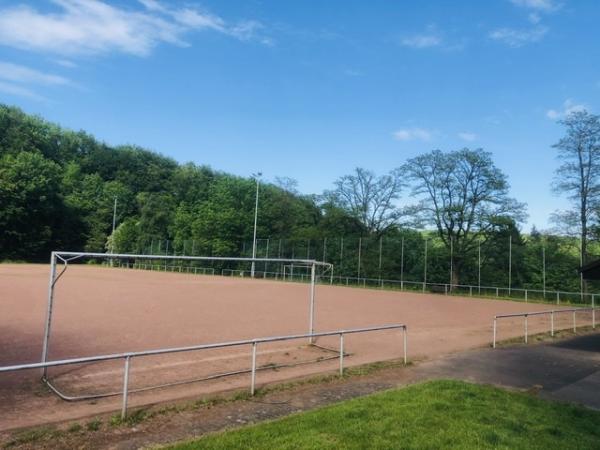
(1, 103, 598, 294)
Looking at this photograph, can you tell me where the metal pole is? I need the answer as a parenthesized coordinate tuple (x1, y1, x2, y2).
(423, 239, 428, 292)
(251, 175, 260, 278)
(264, 238, 269, 276)
(508, 235, 512, 296)
(573, 310, 576, 333)
(121, 356, 131, 419)
(542, 246, 546, 298)
(250, 342, 257, 395)
(524, 315, 528, 344)
(340, 237, 344, 277)
(41, 252, 57, 376)
(357, 237, 362, 279)
(339, 333, 344, 376)
(400, 236, 404, 290)
(111, 196, 118, 254)
(478, 238, 481, 295)
(378, 236, 383, 287)
(551, 311, 554, 336)
(309, 263, 316, 342)
(493, 318, 497, 348)
(449, 237, 453, 289)
(403, 327, 408, 364)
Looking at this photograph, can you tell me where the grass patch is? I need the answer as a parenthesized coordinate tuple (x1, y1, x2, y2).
(167, 380, 600, 450)
(3, 427, 62, 448)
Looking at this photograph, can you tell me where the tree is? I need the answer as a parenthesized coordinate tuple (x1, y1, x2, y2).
(324, 168, 405, 235)
(0, 151, 63, 259)
(551, 111, 600, 276)
(403, 148, 526, 286)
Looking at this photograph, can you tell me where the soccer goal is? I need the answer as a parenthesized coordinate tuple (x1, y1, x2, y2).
(41, 251, 333, 378)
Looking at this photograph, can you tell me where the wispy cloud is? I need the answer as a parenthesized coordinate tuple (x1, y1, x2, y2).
(546, 99, 587, 120)
(489, 26, 548, 47)
(0, 61, 70, 86)
(392, 127, 434, 142)
(0, 80, 45, 101)
(458, 132, 477, 142)
(0, 0, 269, 58)
(0, 61, 72, 100)
(400, 25, 442, 49)
(510, 0, 560, 12)
(492, 0, 558, 47)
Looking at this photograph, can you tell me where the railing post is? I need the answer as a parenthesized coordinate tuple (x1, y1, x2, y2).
(525, 290, 528, 302)
(469, 286, 472, 297)
(121, 356, 131, 420)
(573, 310, 576, 333)
(556, 291, 560, 305)
(403, 327, 408, 365)
(524, 315, 528, 344)
(493, 317, 497, 348)
(250, 342, 257, 395)
(339, 333, 344, 376)
(496, 287, 499, 298)
(444, 284, 448, 295)
(551, 311, 554, 337)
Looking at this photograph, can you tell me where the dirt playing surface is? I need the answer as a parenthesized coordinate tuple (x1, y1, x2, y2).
(0, 263, 593, 431)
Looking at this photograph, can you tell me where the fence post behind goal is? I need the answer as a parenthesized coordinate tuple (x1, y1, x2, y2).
(309, 263, 316, 344)
(41, 252, 57, 376)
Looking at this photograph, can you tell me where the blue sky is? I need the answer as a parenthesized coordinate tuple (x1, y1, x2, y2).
(0, 0, 599, 231)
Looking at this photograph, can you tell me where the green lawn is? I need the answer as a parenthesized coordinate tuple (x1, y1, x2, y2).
(168, 380, 600, 450)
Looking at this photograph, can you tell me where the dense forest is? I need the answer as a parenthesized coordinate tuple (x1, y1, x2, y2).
(1, 104, 598, 294)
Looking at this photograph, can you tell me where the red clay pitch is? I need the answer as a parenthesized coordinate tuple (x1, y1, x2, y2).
(0, 264, 590, 431)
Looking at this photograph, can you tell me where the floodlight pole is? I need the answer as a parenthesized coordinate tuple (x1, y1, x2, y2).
(250, 173, 261, 278)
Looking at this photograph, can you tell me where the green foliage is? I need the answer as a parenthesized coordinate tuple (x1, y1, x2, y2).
(0, 151, 65, 259)
(168, 380, 600, 450)
(0, 103, 593, 292)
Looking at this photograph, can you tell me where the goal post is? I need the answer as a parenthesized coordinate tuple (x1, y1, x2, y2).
(40, 251, 333, 374)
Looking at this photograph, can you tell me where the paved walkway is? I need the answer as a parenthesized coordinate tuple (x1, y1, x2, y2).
(421, 332, 600, 409)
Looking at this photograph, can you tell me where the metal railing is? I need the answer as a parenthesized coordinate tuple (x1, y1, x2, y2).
(0, 324, 407, 419)
(492, 307, 598, 348)
(107, 259, 599, 307)
(282, 273, 598, 307)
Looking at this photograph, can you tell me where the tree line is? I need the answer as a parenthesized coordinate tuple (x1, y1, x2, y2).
(1, 104, 598, 293)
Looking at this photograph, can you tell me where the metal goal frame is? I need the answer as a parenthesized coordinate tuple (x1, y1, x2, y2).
(41, 251, 333, 375)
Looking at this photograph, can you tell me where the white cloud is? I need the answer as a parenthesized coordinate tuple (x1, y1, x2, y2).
(392, 128, 433, 142)
(0, 0, 268, 58)
(510, 0, 559, 11)
(0, 61, 70, 85)
(458, 132, 477, 142)
(0, 80, 45, 101)
(401, 34, 441, 49)
(546, 99, 587, 119)
(54, 59, 77, 68)
(400, 25, 442, 49)
(528, 12, 541, 24)
(489, 26, 548, 47)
